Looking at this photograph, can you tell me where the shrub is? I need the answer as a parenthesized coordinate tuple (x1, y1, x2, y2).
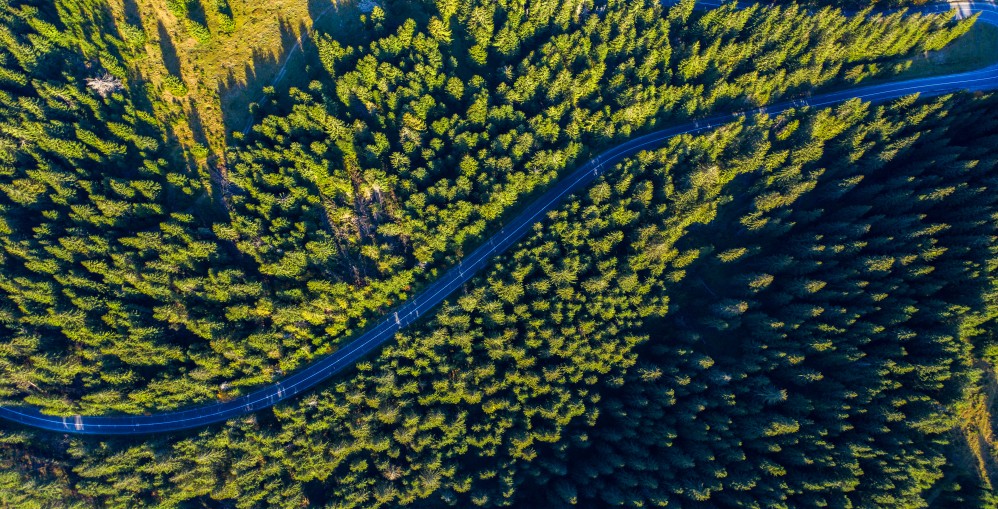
(217, 13, 235, 34)
(121, 23, 146, 48)
(163, 74, 188, 95)
(186, 19, 211, 44)
(165, 0, 189, 18)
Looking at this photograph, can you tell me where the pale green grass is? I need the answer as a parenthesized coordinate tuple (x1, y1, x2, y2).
(899, 19, 998, 79)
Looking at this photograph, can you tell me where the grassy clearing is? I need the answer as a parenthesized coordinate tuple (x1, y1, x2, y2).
(899, 18, 998, 79)
(106, 0, 365, 163)
(810, 17, 998, 100)
(968, 361, 998, 487)
(942, 358, 998, 504)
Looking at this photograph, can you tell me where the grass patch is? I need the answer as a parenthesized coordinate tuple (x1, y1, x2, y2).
(967, 360, 998, 489)
(898, 19, 998, 79)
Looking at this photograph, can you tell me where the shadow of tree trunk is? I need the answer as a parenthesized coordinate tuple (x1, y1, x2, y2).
(121, 0, 142, 26)
(157, 20, 183, 79)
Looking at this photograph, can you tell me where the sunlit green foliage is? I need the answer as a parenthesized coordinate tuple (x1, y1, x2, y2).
(0, 0, 967, 412)
(1, 0, 996, 507)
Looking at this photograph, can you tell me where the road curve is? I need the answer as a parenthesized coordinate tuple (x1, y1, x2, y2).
(2, 1, 997, 435)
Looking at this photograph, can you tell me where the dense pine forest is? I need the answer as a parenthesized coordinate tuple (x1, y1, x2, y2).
(2, 0, 998, 507)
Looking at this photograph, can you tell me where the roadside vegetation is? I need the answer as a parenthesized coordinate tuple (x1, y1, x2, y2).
(894, 20, 998, 79)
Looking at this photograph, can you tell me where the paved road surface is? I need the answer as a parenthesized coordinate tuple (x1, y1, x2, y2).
(2, 1, 997, 434)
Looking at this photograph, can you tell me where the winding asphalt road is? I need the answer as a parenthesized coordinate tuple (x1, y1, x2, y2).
(2, 1, 998, 435)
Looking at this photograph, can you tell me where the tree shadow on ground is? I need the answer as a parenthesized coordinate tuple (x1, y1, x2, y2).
(307, 0, 337, 25)
(217, 0, 388, 138)
(121, 0, 142, 26)
(186, 97, 210, 149)
(217, 17, 308, 137)
(310, 0, 428, 42)
(187, 0, 210, 28)
(157, 20, 183, 79)
(307, 0, 359, 32)
(186, 100, 237, 220)
(52, 0, 234, 226)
